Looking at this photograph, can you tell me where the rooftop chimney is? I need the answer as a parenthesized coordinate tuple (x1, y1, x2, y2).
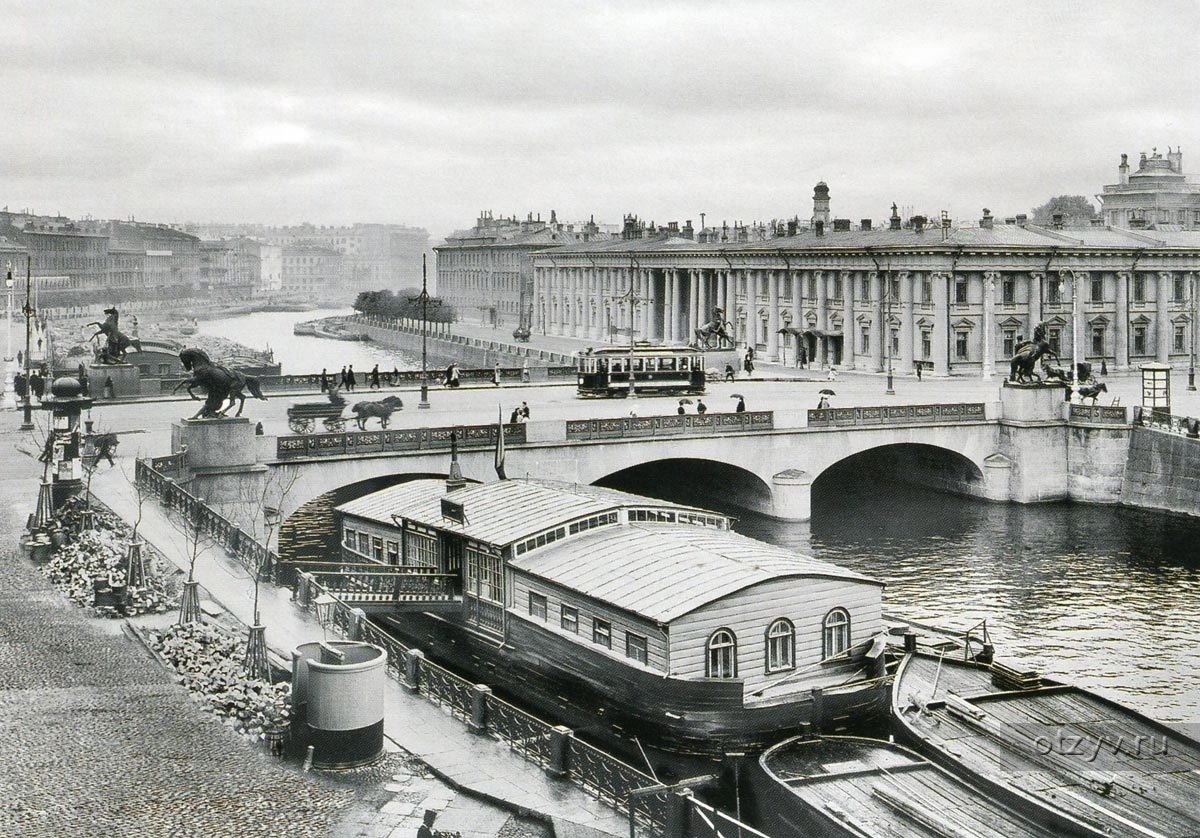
(833, 218, 851, 232)
(1004, 217, 1017, 225)
(912, 215, 926, 233)
(682, 219, 694, 239)
(1015, 213, 1027, 227)
(979, 208, 994, 229)
(1118, 153, 1130, 185)
(815, 220, 825, 237)
(446, 432, 466, 492)
(1168, 146, 1182, 174)
(860, 219, 872, 231)
(787, 220, 798, 236)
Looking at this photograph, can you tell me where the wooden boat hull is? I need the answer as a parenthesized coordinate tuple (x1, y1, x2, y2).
(384, 610, 890, 757)
(891, 651, 1200, 838)
(752, 734, 1062, 838)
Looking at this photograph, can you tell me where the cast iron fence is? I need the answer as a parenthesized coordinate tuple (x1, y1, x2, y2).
(807, 402, 986, 428)
(276, 421, 527, 460)
(566, 411, 773, 441)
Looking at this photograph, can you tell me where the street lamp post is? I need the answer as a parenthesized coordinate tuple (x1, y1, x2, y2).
(21, 256, 35, 430)
(3, 263, 13, 410)
(409, 254, 441, 409)
(1189, 272, 1196, 391)
(610, 260, 644, 398)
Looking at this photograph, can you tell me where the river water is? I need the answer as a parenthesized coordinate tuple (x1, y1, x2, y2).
(198, 308, 419, 372)
(208, 308, 1199, 727)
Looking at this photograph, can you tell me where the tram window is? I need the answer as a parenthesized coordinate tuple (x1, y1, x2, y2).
(611, 360, 624, 373)
(661, 358, 676, 370)
(632, 359, 644, 372)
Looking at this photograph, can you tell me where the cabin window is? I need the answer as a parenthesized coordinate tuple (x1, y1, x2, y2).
(560, 605, 578, 633)
(357, 533, 370, 555)
(625, 633, 648, 665)
(465, 548, 503, 604)
(404, 531, 438, 568)
(766, 619, 795, 672)
(592, 618, 612, 649)
(385, 541, 399, 565)
(343, 528, 356, 548)
(823, 608, 851, 659)
(706, 629, 737, 679)
(372, 537, 384, 562)
(528, 592, 547, 620)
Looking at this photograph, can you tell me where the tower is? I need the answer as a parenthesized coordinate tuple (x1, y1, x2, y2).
(811, 182, 831, 228)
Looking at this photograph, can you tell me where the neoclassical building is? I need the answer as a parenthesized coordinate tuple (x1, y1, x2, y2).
(1100, 148, 1200, 231)
(531, 212, 1200, 377)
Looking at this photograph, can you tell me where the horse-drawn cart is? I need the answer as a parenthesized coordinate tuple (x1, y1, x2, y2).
(287, 394, 347, 434)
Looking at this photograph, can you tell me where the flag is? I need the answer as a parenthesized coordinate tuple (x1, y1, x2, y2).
(494, 406, 507, 479)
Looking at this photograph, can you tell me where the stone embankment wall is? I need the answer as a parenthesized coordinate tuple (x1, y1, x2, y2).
(1067, 425, 1132, 504)
(359, 321, 572, 369)
(1119, 427, 1200, 517)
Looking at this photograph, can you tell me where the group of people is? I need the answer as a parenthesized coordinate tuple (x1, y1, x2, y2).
(12, 368, 48, 402)
(677, 399, 709, 415)
(320, 364, 407, 393)
(507, 402, 532, 423)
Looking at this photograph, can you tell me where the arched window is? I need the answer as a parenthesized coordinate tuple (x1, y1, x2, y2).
(766, 619, 795, 672)
(706, 629, 737, 678)
(823, 608, 851, 659)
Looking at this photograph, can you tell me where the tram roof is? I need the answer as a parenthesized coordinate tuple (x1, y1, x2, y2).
(576, 344, 702, 357)
(336, 478, 722, 546)
(510, 522, 882, 623)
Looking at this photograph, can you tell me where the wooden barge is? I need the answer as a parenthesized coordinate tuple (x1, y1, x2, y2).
(753, 734, 1062, 837)
(891, 651, 1200, 837)
(336, 477, 890, 755)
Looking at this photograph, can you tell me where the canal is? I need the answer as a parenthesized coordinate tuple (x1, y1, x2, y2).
(213, 307, 1199, 727)
(198, 307, 420, 372)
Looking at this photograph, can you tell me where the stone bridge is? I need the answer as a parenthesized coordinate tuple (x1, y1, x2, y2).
(169, 385, 1133, 539)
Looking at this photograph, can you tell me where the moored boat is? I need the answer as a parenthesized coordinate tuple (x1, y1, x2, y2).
(334, 476, 892, 755)
(891, 650, 1200, 837)
(754, 734, 1062, 837)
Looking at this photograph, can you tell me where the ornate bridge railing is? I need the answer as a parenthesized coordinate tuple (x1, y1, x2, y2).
(276, 422, 527, 460)
(1134, 407, 1200, 438)
(135, 457, 279, 581)
(148, 451, 188, 479)
(1069, 404, 1130, 425)
(295, 572, 757, 837)
(807, 402, 986, 428)
(566, 410, 773, 441)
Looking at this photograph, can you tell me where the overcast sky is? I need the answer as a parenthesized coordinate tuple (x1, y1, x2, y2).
(5, 1, 1198, 240)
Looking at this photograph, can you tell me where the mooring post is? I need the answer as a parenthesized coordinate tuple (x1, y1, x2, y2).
(468, 684, 492, 734)
(403, 648, 424, 693)
(547, 725, 573, 778)
(665, 788, 692, 838)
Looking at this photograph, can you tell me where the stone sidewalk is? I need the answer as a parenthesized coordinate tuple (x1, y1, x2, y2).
(88, 463, 632, 838)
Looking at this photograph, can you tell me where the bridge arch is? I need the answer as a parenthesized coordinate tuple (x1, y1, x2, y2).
(812, 442, 986, 505)
(592, 457, 774, 516)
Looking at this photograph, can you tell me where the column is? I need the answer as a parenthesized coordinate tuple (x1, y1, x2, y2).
(897, 271, 913, 374)
(1157, 271, 1172, 363)
(646, 270, 658, 342)
(687, 270, 699, 340)
(549, 267, 560, 334)
(566, 268, 576, 337)
(715, 271, 725, 324)
(726, 269, 738, 343)
(748, 269, 761, 349)
(982, 271, 997, 378)
(932, 271, 949, 376)
(764, 270, 778, 360)
(697, 269, 709, 327)
(790, 270, 803, 366)
(842, 271, 855, 369)
(1115, 271, 1129, 370)
(671, 269, 683, 343)
(1073, 271, 1087, 369)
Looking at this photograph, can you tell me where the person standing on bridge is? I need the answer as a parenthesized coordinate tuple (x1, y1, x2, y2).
(339, 366, 348, 390)
(346, 365, 357, 391)
(725, 363, 735, 382)
(492, 362, 501, 386)
(697, 400, 707, 414)
(735, 396, 746, 413)
(391, 366, 401, 386)
(743, 348, 755, 378)
(320, 368, 329, 392)
(369, 364, 381, 390)
(520, 401, 530, 420)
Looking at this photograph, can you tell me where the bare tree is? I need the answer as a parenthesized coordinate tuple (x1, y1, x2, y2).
(165, 486, 221, 625)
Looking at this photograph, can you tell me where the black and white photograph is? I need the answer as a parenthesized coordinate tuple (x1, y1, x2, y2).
(2, 3, 1199, 836)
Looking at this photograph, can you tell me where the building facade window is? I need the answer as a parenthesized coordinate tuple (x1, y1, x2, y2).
(860, 326, 870, 355)
(807, 276, 816, 299)
(921, 275, 932, 304)
(560, 605, 578, 633)
(1049, 328, 1062, 356)
(860, 276, 871, 301)
(404, 531, 438, 567)
(1003, 330, 1016, 358)
(1048, 279, 1062, 304)
(1092, 327, 1105, 357)
(592, 618, 612, 649)
(706, 628, 737, 678)
(889, 276, 900, 302)
(955, 331, 969, 360)
(921, 330, 932, 360)
(528, 592, 547, 620)
(1174, 325, 1185, 353)
(766, 619, 795, 672)
(625, 632, 648, 665)
(890, 327, 900, 358)
(1174, 275, 1185, 302)
(1133, 326, 1147, 355)
(954, 277, 968, 304)
(823, 608, 851, 659)
(1134, 275, 1145, 302)
(1002, 277, 1015, 304)
(1091, 276, 1103, 303)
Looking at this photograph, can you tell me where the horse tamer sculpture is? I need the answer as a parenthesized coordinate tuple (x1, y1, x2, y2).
(173, 347, 267, 419)
(87, 307, 142, 364)
(1009, 322, 1058, 384)
(693, 307, 734, 350)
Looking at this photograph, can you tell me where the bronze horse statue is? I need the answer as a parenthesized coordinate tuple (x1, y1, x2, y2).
(87, 308, 141, 364)
(693, 307, 734, 349)
(173, 347, 267, 419)
(1009, 322, 1058, 383)
(351, 395, 403, 429)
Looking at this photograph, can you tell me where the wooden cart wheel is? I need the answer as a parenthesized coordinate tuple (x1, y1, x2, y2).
(323, 417, 345, 432)
(288, 417, 308, 434)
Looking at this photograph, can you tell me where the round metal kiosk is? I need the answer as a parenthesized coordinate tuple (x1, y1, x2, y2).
(292, 641, 387, 768)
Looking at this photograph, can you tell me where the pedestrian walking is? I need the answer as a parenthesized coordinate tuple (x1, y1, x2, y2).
(92, 434, 117, 467)
(826, 367, 838, 382)
(521, 359, 530, 383)
(916, 361, 923, 381)
(724, 363, 735, 382)
(677, 404, 686, 415)
(346, 365, 357, 391)
(103, 376, 115, 400)
(520, 401, 530, 420)
(16, 349, 22, 366)
(492, 362, 501, 386)
(14, 372, 27, 401)
(30, 370, 44, 401)
(391, 366, 401, 386)
(446, 363, 460, 388)
(1100, 359, 1108, 377)
(320, 368, 329, 392)
(735, 396, 746, 413)
(339, 366, 348, 389)
(697, 400, 707, 414)
(369, 364, 381, 390)
(743, 349, 755, 377)
(817, 395, 830, 409)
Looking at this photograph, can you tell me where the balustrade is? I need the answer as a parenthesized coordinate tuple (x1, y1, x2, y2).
(807, 402, 986, 428)
(566, 411, 773, 441)
(276, 422, 527, 460)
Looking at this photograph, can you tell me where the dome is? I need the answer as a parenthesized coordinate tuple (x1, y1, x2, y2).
(50, 376, 85, 399)
(813, 181, 830, 197)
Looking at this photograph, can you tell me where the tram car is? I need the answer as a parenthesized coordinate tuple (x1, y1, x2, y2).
(574, 344, 706, 398)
